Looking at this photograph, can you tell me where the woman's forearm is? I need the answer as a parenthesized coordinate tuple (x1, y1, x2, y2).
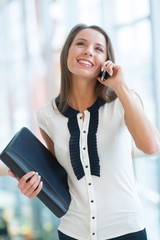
(115, 84, 160, 154)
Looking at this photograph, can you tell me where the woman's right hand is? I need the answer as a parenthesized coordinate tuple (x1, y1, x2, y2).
(8, 170, 43, 199)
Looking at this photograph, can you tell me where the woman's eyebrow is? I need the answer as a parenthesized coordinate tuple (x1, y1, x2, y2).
(75, 38, 86, 42)
(75, 38, 105, 48)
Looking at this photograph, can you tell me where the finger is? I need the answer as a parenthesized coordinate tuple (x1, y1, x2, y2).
(23, 174, 41, 195)
(18, 171, 36, 186)
(28, 181, 43, 199)
(18, 171, 36, 193)
(105, 62, 115, 76)
(101, 60, 112, 71)
(101, 60, 114, 77)
(18, 172, 39, 193)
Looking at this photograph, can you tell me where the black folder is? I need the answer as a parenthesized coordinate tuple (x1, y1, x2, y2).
(0, 127, 71, 218)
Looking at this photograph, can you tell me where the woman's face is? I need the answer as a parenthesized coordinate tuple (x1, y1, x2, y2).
(67, 28, 107, 80)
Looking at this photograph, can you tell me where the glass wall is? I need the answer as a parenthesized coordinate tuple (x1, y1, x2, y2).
(0, 0, 159, 239)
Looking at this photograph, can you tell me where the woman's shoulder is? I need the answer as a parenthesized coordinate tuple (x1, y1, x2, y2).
(102, 89, 143, 121)
(36, 98, 58, 118)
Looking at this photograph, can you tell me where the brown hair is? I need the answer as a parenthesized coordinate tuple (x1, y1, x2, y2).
(58, 23, 117, 112)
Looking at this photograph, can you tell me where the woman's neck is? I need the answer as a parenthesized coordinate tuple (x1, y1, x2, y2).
(68, 78, 97, 113)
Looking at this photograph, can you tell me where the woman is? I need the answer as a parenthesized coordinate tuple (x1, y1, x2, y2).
(7, 24, 160, 239)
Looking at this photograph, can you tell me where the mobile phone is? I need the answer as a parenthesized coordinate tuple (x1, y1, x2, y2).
(98, 69, 110, 81)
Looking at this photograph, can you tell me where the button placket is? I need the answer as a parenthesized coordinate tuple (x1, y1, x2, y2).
(77, 111, 97, 239)
(87, 178, 97, 239)
(79, 111, 90, 169)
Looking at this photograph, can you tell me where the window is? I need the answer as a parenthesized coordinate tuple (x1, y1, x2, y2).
(114, 0, 160, 239)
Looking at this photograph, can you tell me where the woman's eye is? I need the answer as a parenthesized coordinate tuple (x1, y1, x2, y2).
(77, 42, 85, 46)
(96, 47, 103, 52)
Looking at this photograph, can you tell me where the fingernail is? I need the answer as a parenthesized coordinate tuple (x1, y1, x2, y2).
(109, 71, 113, 76)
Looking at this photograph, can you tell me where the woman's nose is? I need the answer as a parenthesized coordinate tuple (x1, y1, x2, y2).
(83, 48, 93, 57)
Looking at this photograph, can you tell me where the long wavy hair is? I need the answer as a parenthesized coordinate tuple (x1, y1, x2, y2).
(57, 23, 117, 113)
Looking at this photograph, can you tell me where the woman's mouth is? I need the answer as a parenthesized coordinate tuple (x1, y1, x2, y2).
(77, 59, 94, 68)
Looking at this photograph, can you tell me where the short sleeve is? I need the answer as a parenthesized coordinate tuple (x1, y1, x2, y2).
(36, 103, 52, 139)
(131, 139, 147, 158)
(130, 90, 144, 109)
(130, 91, 145, 158)
(116, 89, 144, 123)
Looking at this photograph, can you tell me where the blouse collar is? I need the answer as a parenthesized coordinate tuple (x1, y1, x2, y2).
(55, 97, 106, 118)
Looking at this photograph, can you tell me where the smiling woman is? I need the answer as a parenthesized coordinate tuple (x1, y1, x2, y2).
(67, 29, 107, 78)
(7, 23, 160, 240)
(59, 24, 116, 113)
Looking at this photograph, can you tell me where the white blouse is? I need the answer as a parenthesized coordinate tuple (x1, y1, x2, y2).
(36, 96, 145, 240)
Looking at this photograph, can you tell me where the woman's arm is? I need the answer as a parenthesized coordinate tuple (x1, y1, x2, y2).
(98, 61, 160, 154)
(116, 84, 160, 154)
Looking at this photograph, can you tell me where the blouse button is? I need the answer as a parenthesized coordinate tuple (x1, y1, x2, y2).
(92, 216, 95, 219)
(83, 147, 86, 150)
(88, 183, 92, 185)
(85, 165, 88, 168)
(92, 233, 95, 235)
(83, 130, 86, 133)
(91, 200, 94, 203)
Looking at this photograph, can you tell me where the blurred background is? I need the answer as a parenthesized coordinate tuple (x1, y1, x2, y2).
(0, 0, 160, 239)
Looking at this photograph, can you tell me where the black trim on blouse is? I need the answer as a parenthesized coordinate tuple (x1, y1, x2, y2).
(55, 98, 106, 180)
